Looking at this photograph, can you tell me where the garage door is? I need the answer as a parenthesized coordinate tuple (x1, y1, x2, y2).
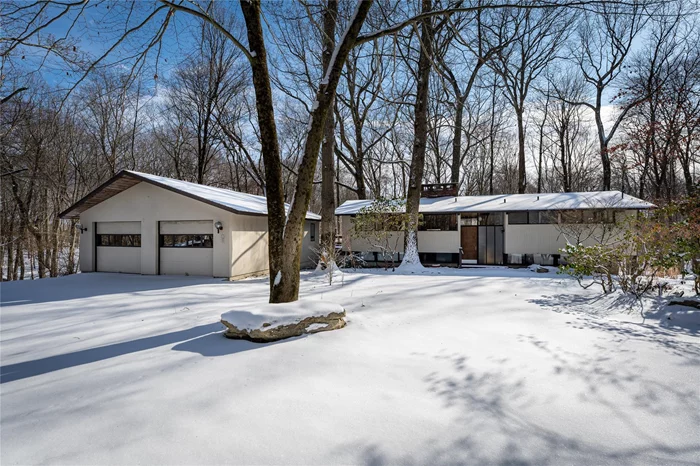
(159, 220, 214, 276)
(95, 221, 141, 273)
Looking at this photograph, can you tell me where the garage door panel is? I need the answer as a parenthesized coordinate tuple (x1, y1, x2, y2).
(159, 220, 214, 276)
(96, 221, 141, 274)
(159, 248, 214, 276)
(96, 221, 141, 234)
(160, 220, 212, 235)
(96, 247, 141, 273)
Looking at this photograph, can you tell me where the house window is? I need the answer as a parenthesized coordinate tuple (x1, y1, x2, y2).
(478, 213, 504, 226)
(560, 210, 616, 224)
(561, 210, 584, 224)
(528, 211, 558, 224)
(310, 223, 316, 242)
(96, 234, 141, 247)
(508, 212, 528, 225)
(419, 214, 457, 231)
(159, 234, 213, 248)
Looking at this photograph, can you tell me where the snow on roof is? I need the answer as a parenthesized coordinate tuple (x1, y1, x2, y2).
(60, 170, 321, 220)
(127, 171, 322, 220)
(335, 191, 654, 215)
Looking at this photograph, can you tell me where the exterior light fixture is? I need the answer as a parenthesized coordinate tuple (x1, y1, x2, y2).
(75, 223, 88, 234)
(214, 221, 223, 233)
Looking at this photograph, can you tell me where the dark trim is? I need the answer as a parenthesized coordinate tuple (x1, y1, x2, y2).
(59, 171, 133, 218)
(157, 221, 161, 276)
(60, 170, 279, 219)
(95, 234, 142, 247)
(159, 234, 214, 248)
(92, 221, 97, 272)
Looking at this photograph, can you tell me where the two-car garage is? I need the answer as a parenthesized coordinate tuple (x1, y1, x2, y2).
(95, 220, 215, 276)
(60, 170, 322, 279)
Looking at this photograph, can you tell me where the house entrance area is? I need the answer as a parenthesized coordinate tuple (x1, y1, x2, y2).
(460, 213, 504, 265)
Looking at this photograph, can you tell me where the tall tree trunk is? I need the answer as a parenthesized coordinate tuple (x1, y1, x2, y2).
(320, 0, 338, 266)
(240, 0, 288, 300)
(67, 220, 78, 275)
(450, 97, 464, 185)
(402, 0, 432, 267)
(240, 0, 372, 302)
(516, 109, 526, 194)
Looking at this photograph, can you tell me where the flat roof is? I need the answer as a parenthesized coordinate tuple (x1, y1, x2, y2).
(60, 170, 322, 220)
(335, 191, 655, 215)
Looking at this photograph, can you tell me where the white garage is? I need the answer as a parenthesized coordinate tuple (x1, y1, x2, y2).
(95, 221, 141, 273)
(59, 170, 321, 280)
(159, 220, 214, 276)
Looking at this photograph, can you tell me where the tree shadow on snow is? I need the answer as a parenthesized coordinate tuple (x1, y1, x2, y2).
(0, 272, 270, 307)
(335, 351, 700, 465)
(528, 293, 700, 359)
(0, 322, 282, 384)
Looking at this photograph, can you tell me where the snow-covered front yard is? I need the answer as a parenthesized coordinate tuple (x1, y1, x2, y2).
(1, 269, 699, 465)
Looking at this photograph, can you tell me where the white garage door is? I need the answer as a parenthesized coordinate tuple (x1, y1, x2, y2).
(159, 220, 214, 276)
(96, 222, 142, 274)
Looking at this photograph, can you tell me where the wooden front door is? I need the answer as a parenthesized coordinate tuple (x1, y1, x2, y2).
(461, 226, 478, 261)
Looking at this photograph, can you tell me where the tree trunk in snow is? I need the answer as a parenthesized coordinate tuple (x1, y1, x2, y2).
(241, 0, 372, 302)
(401, 0, 432, 268)
(516, 109, 527, 194)
(320, 0, 338, 267)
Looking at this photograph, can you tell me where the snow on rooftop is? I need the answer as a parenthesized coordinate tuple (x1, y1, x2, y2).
(127, 171, 321, 220)
(335, 191, 654, 215)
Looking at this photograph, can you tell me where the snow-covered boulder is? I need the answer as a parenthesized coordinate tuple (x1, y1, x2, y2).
(220, 300, 346, 342)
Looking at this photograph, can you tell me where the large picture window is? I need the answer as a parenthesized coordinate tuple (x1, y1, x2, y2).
(509, 211, 558, 225)
(96, 234, 141, 247)
(160, 234, 213, 248)
(419, 214, 457, 231)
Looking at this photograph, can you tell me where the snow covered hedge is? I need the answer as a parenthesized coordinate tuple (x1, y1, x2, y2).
(220, 300, 346, 342)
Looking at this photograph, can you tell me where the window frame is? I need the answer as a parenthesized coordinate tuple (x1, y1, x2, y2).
(96, 234, 141, 247)
(159, 234, 214, 248)
(507, 212, 528, 225)
(310, 223, 316, 242)
(419, 214, 458, 231)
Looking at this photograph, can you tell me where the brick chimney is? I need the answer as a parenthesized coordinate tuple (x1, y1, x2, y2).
(421, 183, 458, 198)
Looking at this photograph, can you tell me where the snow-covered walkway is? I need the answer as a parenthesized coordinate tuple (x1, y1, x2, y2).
(1, 270, 699, 465)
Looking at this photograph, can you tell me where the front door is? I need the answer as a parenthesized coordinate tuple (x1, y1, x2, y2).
(460, 226, 478, 262)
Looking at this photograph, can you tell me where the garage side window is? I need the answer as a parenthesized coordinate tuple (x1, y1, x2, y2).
(160, 234, 213, 248)
(310, 223, 316, 242)
(96, 234, 141, 247)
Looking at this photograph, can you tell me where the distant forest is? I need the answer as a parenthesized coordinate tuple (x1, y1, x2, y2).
(2, 0, 698, 285)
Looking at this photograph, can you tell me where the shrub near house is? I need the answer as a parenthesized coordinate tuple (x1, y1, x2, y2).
(561, 190, 700, 296)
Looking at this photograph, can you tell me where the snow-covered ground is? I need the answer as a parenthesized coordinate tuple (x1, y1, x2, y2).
(1, 269, 699, 465)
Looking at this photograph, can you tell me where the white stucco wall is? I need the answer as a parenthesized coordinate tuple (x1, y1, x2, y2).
(79, 182, 233, 277)
(301, 220, 320, 268)
(504, 210, 637, 255)
(230, 213, 269, 279)
(339, 217, 459, 254)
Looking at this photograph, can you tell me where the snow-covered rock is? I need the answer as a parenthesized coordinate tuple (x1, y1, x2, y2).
(528, 264, 549, 273)
(220, 300, 346, 342)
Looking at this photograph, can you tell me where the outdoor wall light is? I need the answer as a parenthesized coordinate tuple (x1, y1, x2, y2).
(75, 223, 88, 234)
(214, 221, 223, 233)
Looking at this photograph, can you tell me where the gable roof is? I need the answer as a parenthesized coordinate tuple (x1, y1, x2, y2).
(335, 191, 655, 216)
(59, 170, 322, 220)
